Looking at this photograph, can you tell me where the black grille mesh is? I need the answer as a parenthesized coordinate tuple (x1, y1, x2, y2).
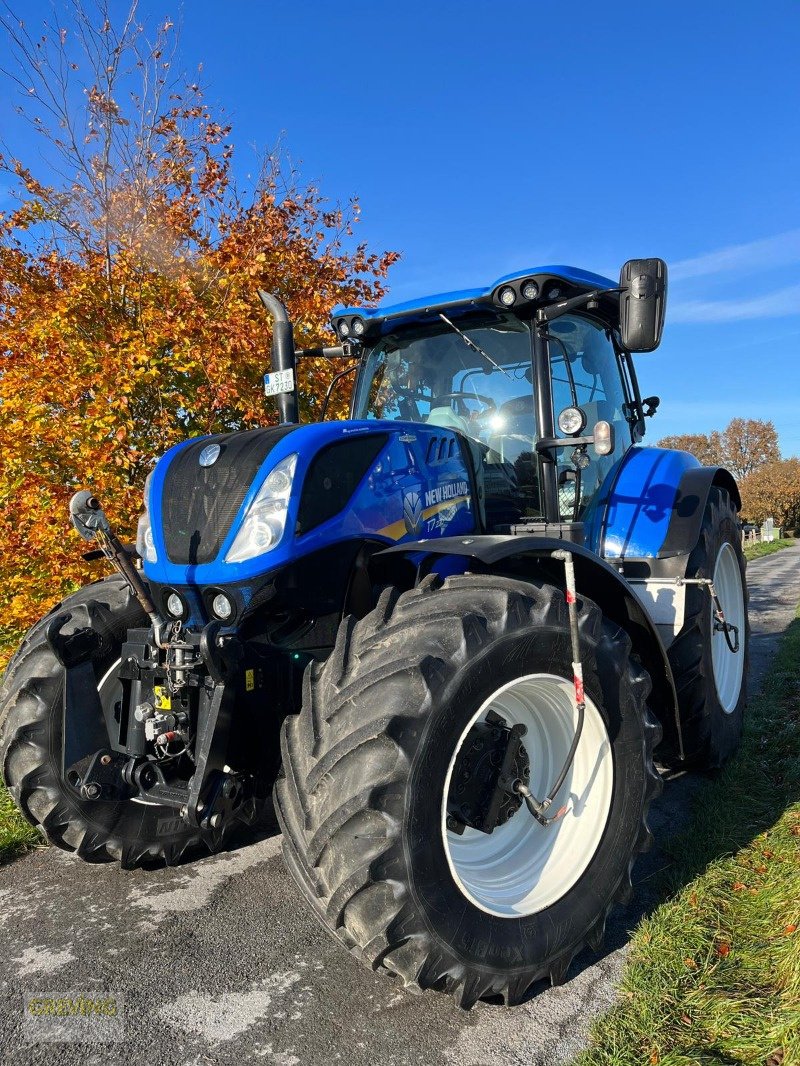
(161, 427, 298, 565)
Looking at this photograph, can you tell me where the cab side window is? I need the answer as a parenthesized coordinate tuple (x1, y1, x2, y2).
(548, 316, 630, 520)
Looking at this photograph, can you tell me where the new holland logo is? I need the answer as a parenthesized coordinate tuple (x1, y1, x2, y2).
(402, 490, 424, 536)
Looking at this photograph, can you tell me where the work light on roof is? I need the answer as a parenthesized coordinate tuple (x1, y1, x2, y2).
(498, 286, 516, 307)
(521, 279, 539, 300)
(338, 320, 350, 337)
(352, 317, 365, 336)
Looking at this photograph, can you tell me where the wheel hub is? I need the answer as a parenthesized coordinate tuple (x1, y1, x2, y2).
(446, 710, 530, 834)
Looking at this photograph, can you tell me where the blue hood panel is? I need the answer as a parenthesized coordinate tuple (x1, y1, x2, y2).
(143, 420, 477, 586)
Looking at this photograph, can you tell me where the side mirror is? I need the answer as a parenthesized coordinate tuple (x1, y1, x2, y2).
(618, 259, 668, 353)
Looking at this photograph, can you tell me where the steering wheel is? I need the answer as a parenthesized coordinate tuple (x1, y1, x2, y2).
(435, 391, 497, 416)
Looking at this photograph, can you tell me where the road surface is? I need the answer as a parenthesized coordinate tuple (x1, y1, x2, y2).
(2, 544, 799, 1066)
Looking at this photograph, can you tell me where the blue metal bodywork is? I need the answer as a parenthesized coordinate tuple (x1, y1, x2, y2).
(144, 420, 477, 588)
(332, 264, 615, 324)
(583, 446, 702, 559)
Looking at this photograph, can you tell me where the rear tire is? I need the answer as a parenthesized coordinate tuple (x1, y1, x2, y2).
(0, 576, 225, 868)
(667, 487, 749, 768)
(276, 574, 661, 1007)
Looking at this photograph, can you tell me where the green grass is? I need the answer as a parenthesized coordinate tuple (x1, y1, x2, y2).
(0, 775, 44, 865)
(0, 632, 46, 864)
(744, 537, 795, 561)
(578, 610, 800, 1066)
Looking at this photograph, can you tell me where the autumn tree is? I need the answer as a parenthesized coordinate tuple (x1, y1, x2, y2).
(0, 1, 398, 643)
(717, 418, 780, 480)
(657, 418, 779, 480)
(655, 431, 723, 466)
(740, 459, 800, 531)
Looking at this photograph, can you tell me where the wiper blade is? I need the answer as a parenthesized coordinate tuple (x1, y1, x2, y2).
(438, 313, 510, 377)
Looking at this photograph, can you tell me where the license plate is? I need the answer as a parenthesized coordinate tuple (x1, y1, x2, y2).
(263, 369, 295, 396)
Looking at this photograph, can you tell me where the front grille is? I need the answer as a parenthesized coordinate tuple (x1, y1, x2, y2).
(161, 426, 298, 565)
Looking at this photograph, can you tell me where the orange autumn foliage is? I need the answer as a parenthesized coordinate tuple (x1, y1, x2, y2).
(0, 5, 397, 647)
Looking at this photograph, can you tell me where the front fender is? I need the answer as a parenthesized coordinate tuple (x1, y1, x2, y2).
(372, 535, 684, 759)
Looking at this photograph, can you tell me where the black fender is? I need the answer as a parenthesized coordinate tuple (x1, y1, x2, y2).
(372, 535, 684, 759)
(657, 465, 741, 560)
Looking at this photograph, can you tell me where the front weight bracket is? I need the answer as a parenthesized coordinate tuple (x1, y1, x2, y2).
(45, 612, 111, 786)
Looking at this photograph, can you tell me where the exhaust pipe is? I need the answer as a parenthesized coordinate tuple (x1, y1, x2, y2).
(258, 290, 299, 425)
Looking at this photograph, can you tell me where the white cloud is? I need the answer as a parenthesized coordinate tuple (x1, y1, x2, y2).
(670, 282, 800, 323)
(671, 228, 800, 282)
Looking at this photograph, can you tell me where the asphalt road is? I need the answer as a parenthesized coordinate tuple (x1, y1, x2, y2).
(2, 544, 800, 1066)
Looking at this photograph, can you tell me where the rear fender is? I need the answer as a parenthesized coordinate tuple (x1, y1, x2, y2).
(585, 446, 741, 560)
(586, 448, 741, 648)
(372, 536, 684, 758)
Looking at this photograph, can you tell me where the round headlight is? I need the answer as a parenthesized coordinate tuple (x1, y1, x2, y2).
(338, 320, 350, 337)
(521, 279, 539, 300)
(352, 317, 365, 336)
(498, 286, 516, 307)
(166, 592, 184, 619)
(557, 406, 586, 436)
(212, 593, 233, 621)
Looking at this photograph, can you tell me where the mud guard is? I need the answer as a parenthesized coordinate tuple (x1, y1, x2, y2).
(583, 445, 740, 561)
(372, 535, 684, 760)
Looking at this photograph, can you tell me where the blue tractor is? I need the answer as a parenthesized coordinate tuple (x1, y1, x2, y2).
(0, 259, 748, 1007)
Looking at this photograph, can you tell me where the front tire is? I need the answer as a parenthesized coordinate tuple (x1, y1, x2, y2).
(276, 574, 661, 1007)
(0, 576, 221, 868)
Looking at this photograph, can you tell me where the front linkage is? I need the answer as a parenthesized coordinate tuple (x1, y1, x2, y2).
(52, 492, 252, 834)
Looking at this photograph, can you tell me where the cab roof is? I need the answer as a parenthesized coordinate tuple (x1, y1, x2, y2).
(331, 264, 617, 339)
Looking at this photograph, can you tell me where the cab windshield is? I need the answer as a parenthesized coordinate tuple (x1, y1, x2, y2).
(352, 313, 542, 523)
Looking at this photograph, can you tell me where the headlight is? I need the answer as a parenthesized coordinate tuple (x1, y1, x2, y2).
(136, 472, 157, 563)
(166, 591, 185, 619)
(498, 286, 516, 307)
(557, 406, 587, 436)
(211, 592, 233, 620)
(225, 453, 298, 564)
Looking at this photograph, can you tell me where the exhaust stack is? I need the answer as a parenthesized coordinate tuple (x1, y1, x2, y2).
(258, 289, 299, 425)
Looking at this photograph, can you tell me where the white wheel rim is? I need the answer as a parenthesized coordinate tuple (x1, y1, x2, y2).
(441, 673, 614, 918)
(711, 542, 746, 713)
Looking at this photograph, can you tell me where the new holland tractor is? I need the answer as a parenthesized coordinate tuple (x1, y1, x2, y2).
(0, 258, 748, 1007)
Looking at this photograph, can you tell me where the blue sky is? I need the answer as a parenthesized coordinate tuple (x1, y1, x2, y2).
(2, 1, 799, 452)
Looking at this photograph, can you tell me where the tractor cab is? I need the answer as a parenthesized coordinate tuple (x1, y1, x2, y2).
(329, 262, 664, 535)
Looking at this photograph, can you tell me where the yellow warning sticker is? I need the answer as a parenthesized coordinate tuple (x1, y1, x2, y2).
(153, 686, 171, 711)
(245, 669, 255, 692)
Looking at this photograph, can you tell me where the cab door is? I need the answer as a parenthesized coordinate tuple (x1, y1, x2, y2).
(547, 315, 633, 520)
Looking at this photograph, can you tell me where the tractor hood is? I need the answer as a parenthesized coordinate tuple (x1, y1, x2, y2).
(141, 419, 477, 589)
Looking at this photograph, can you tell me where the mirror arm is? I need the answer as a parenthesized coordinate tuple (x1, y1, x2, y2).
(296, 340, 360, 360)
(536, 434, 596, 454)
(536, 287, 622, 325)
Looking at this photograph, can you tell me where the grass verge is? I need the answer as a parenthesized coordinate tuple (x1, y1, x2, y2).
(0, 775, 44, 866)
(578, 609, 800, 1066)
(0, 633, 46, 864)
(744, 538, 795, 561)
